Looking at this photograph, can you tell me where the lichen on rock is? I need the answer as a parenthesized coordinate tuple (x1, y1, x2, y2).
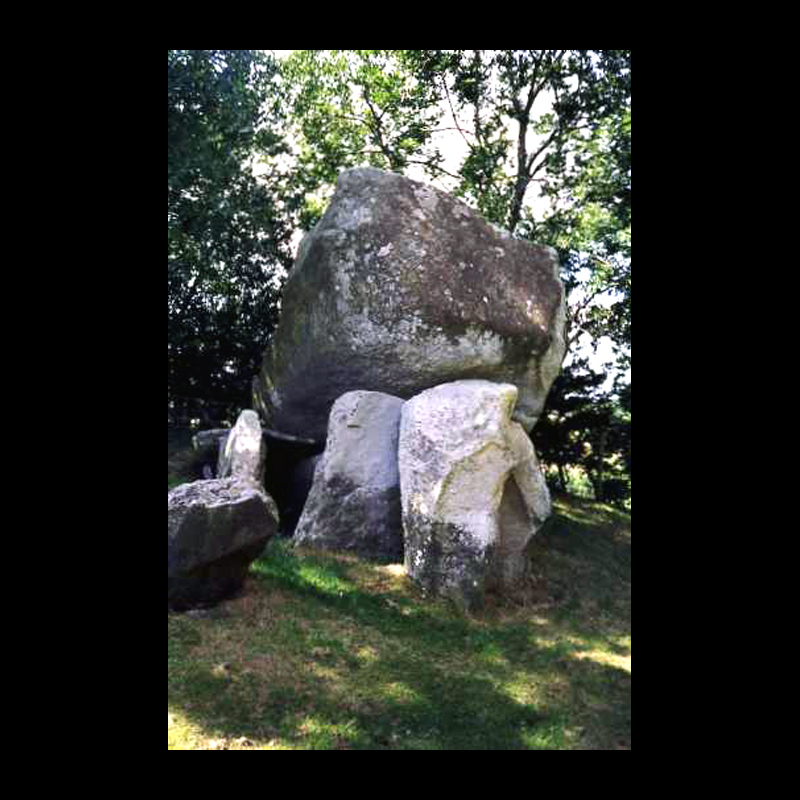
(253, 167, 566, 441)
(398, 380, 552, 612)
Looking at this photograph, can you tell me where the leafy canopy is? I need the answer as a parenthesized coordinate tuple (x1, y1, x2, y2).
(168, 50, 292, 420)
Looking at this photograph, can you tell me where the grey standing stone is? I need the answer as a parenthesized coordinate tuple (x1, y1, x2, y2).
(293, 391, 404, 563)
(217, 409, 265, 484)
(399, 380, 551, 612)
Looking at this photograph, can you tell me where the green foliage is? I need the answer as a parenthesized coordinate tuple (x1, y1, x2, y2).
(534, 359, 630, 509)
(168, 50, 293, 422)
(278, 50, 445, 227)
(539, 105, 631, 361)
(400, 51, 630, 232)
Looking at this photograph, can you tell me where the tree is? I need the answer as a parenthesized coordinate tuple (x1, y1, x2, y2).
(399, 51, 629, 232)
(168, 50, 293, 423)
(539, 102, 631, 361)
(533, 359, 631, 509)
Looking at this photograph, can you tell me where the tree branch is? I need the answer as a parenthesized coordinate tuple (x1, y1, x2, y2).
(508, 113, 530, 232)
(441, 77, 475, 153)
(405, 158, 461, 181)
(566, 283, 614, 349)
(361, 85, 393, 163)
(526, 127, 560, 175)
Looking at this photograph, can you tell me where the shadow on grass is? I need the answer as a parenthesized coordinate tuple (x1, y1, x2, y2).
(169, 524, 630, 750)
(529, 497, 631, 648)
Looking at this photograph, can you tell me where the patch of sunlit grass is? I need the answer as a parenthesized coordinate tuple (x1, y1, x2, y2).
(169, 495, 630, 750)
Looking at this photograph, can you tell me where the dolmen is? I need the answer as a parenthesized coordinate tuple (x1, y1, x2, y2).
(178, 167, 567, 612)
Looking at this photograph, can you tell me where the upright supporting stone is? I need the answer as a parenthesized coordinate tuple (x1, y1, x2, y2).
(399, 380, 551, 611)
(217, 409, 265, 484)
(294, 391, 404, 563)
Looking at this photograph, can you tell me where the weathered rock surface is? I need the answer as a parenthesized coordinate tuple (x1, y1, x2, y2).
(216, 409, 265, 483)
(168, 478, 279, 609)
(253, 167, 566, 441)
(399, 380, 551, 611)
(293, 390, 404, 563)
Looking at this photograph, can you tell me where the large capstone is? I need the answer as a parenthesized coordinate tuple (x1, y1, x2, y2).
(398, 380, 552, 612)
(168, 478, 279, 609)
(254, 167, 566, 441)
(293, 390, 404, 563)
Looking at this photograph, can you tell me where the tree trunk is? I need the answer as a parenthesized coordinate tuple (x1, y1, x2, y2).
(589, 428, 609, 502)
(557, 462, 568, 494)
(507, 113, 531, 234)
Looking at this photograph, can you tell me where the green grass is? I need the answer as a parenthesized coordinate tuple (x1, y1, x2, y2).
(168, 490, 631, 750)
